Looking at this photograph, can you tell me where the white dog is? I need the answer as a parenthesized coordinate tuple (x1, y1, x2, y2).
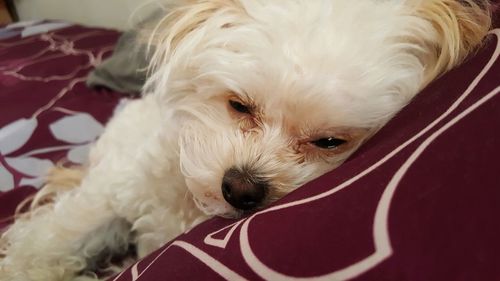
(0, 0, 491, 280)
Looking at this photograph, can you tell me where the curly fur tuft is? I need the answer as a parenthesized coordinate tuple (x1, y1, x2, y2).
(411, 0, 492, 84)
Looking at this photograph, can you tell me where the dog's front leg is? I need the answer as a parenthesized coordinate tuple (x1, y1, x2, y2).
(128, 207, 206, 258)
(0, 188, 122, 281)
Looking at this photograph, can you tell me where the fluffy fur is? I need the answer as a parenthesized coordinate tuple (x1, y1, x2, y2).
(0, 0, 491, 280)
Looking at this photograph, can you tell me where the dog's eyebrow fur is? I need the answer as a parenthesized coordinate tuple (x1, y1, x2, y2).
(227, 90, 258, 112)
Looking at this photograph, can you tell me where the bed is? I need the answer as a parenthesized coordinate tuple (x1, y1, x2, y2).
(1, 12, 499, 280)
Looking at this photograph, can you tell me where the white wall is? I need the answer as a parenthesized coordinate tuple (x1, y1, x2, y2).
(14, 0, 162, 30)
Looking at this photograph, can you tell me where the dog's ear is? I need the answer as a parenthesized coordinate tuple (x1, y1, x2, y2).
(142, 0, 243, 73)
(410, 0, 491, 86)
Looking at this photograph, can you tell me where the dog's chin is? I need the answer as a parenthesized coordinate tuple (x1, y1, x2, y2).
(184, 178, 240, 218)
(192, 196, 241, 219)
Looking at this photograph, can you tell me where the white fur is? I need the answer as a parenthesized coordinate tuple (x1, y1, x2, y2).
(0, 0, 490, 280)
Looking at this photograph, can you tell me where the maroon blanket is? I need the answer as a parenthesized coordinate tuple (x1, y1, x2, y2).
(2, 19, 500, 281)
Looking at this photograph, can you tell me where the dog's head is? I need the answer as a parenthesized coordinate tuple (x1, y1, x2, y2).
(143, 0, 490, 217)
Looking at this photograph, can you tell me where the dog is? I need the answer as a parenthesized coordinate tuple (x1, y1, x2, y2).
(0, 0, 491, 280)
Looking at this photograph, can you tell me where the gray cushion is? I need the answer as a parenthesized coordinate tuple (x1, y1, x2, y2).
(86, 30, 149, 96)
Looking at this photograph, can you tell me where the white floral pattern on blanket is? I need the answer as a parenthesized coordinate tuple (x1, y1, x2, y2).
(0, 22, 124, 192)
(0, 112, 104, 190)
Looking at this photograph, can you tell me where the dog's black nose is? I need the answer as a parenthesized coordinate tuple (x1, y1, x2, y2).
(221, 168, 268, 210)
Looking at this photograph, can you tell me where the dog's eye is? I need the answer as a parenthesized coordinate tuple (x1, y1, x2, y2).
(229, 100, 251, 114)
(311, 137, 346, 149)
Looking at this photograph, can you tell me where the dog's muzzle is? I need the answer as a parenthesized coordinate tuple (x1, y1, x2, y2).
(221, 167, 268, 210)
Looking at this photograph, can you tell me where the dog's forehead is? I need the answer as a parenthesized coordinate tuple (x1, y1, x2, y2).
(227, 50, 371, 129)
(215, 1, 422, 128)
(218, 50, 386, 130)
(253, 82, 356, 131)
(191, 1, 421, 129)
(211, 40, 398, 129)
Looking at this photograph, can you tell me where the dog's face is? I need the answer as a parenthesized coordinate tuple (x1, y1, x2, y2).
(176, 85, 374, 218)
(145, 0, 438, 217)
(174, 83, 375, 218)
